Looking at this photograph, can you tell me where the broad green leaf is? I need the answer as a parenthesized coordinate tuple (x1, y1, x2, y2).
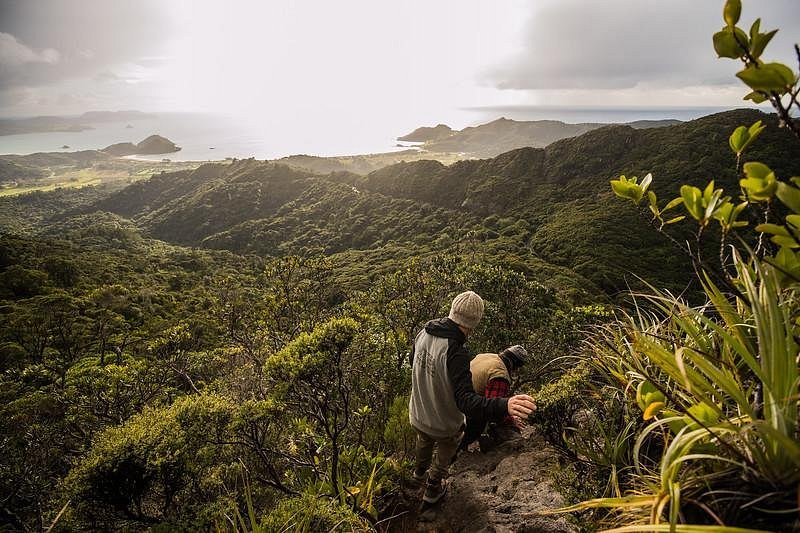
(749, 17, 761, 40)
(757, 222, 798, 248)
(611, 179, 643, 204)
(680, 185, 704, 220)
(768, 246, 800, 282)
(741, 162, 777, 201)
(640, 173, 652, 192)
(610, 179, 628, 198)
(771, 235, 800, 248)
(717, 201, 750, 230)
(751, 29, 778, 60)
(644, 390, 666, 405)
(744, 161, 772, 180)
(713, 27, 746, 59)
(685, 402, 719, 428)
(736, 63, 796, 92)
(787, 214, 800, 228)
(703, 180, 715, 203)
(747, 120, 765, 138)
(647, 190, 657, 208)
(729, 125, 748, 153)
(743, 91, 768, 104)
(704, 190, 724, 220)
(712, 201, 733, 222)
(663, 197, 684, 211)
(729, 120, 767, 155)
(739, 178, 776, 202)
(723, 0, 741, 27)
(755, 223, 790, 237)
(636, 380, 659, 410)
(776, 182, 800, 213)
(740, 177, 776, 201)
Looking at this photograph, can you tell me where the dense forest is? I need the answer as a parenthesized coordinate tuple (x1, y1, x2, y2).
(2, 2, 800, 530)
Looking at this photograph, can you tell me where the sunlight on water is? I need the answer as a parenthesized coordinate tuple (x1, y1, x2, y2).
(0, 106, 745, 161)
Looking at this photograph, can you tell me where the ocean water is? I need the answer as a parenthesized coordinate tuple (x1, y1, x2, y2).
(0, 106, 743, 161)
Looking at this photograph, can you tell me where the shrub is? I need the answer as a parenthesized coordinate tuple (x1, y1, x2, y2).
(260, 492, 370, 532)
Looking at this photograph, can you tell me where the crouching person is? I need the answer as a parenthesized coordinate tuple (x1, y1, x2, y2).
(462, 345, 529, 451)
(409, 291, 536, 504)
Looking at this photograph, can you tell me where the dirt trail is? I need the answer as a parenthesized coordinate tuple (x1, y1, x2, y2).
(394, 427, 577, 532)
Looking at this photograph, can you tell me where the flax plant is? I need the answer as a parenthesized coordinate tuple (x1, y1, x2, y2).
(554, 3, 800, 528)
(560, 251, 799, 530)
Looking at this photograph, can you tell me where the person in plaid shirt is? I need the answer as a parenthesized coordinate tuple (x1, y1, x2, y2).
(462, 345, 529, 451)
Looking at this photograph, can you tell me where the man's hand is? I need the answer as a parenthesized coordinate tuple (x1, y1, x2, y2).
(507, 394, 536, 419)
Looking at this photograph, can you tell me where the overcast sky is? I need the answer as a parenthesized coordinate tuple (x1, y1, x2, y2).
(0, 0, 798, 121)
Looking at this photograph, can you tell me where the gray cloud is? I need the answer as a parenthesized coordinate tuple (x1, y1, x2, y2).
(0, 32, 59, 66)
(487, 0, 800, 91)
(0, 0, 170, 91)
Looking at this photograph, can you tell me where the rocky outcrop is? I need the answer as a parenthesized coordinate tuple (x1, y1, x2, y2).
(395, 427, 577, 532)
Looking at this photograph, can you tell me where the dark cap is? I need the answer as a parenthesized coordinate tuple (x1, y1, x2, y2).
(501, 345, 528, 368)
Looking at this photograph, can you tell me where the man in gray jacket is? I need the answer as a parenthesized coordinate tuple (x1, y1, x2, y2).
(409, 290, 536, 504)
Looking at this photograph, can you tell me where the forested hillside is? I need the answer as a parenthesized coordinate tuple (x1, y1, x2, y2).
(67, 109, 800, 296)
(2, 101, 799, 531)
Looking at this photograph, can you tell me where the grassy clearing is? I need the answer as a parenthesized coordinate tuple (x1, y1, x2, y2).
(0, 175, 102, 196)
(0, 159, 201, 197)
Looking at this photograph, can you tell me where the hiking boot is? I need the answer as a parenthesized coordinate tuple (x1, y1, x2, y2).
(412, 468, 428, 483)
(478, 432, 496, 453)
(492, 425, 522, 444)
(422, 478, 448, 504)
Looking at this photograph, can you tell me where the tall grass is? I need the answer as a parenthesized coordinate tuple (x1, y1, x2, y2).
(565, 250, 799, 530)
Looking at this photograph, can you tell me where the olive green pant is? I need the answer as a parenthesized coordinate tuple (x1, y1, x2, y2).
(414, 429, 461, 483)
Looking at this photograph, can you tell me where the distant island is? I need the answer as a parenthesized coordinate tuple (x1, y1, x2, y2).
(102, 135, 181, 156)
(0, 110, 155, 136)
(399, 117, 682, 157)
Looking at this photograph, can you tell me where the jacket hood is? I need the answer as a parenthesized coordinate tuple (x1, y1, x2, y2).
(424, 317, 466, 343)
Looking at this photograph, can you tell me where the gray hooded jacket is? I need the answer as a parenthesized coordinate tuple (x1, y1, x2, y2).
(409, 318, 509, 438)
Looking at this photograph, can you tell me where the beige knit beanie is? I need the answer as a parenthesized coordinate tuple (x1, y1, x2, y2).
(448, 290, 484, 330)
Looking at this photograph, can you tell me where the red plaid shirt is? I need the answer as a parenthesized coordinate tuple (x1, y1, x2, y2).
(484, 378, 519, 428)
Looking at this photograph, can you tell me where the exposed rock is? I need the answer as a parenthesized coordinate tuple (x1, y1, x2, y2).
(395, 427, 577, 533)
